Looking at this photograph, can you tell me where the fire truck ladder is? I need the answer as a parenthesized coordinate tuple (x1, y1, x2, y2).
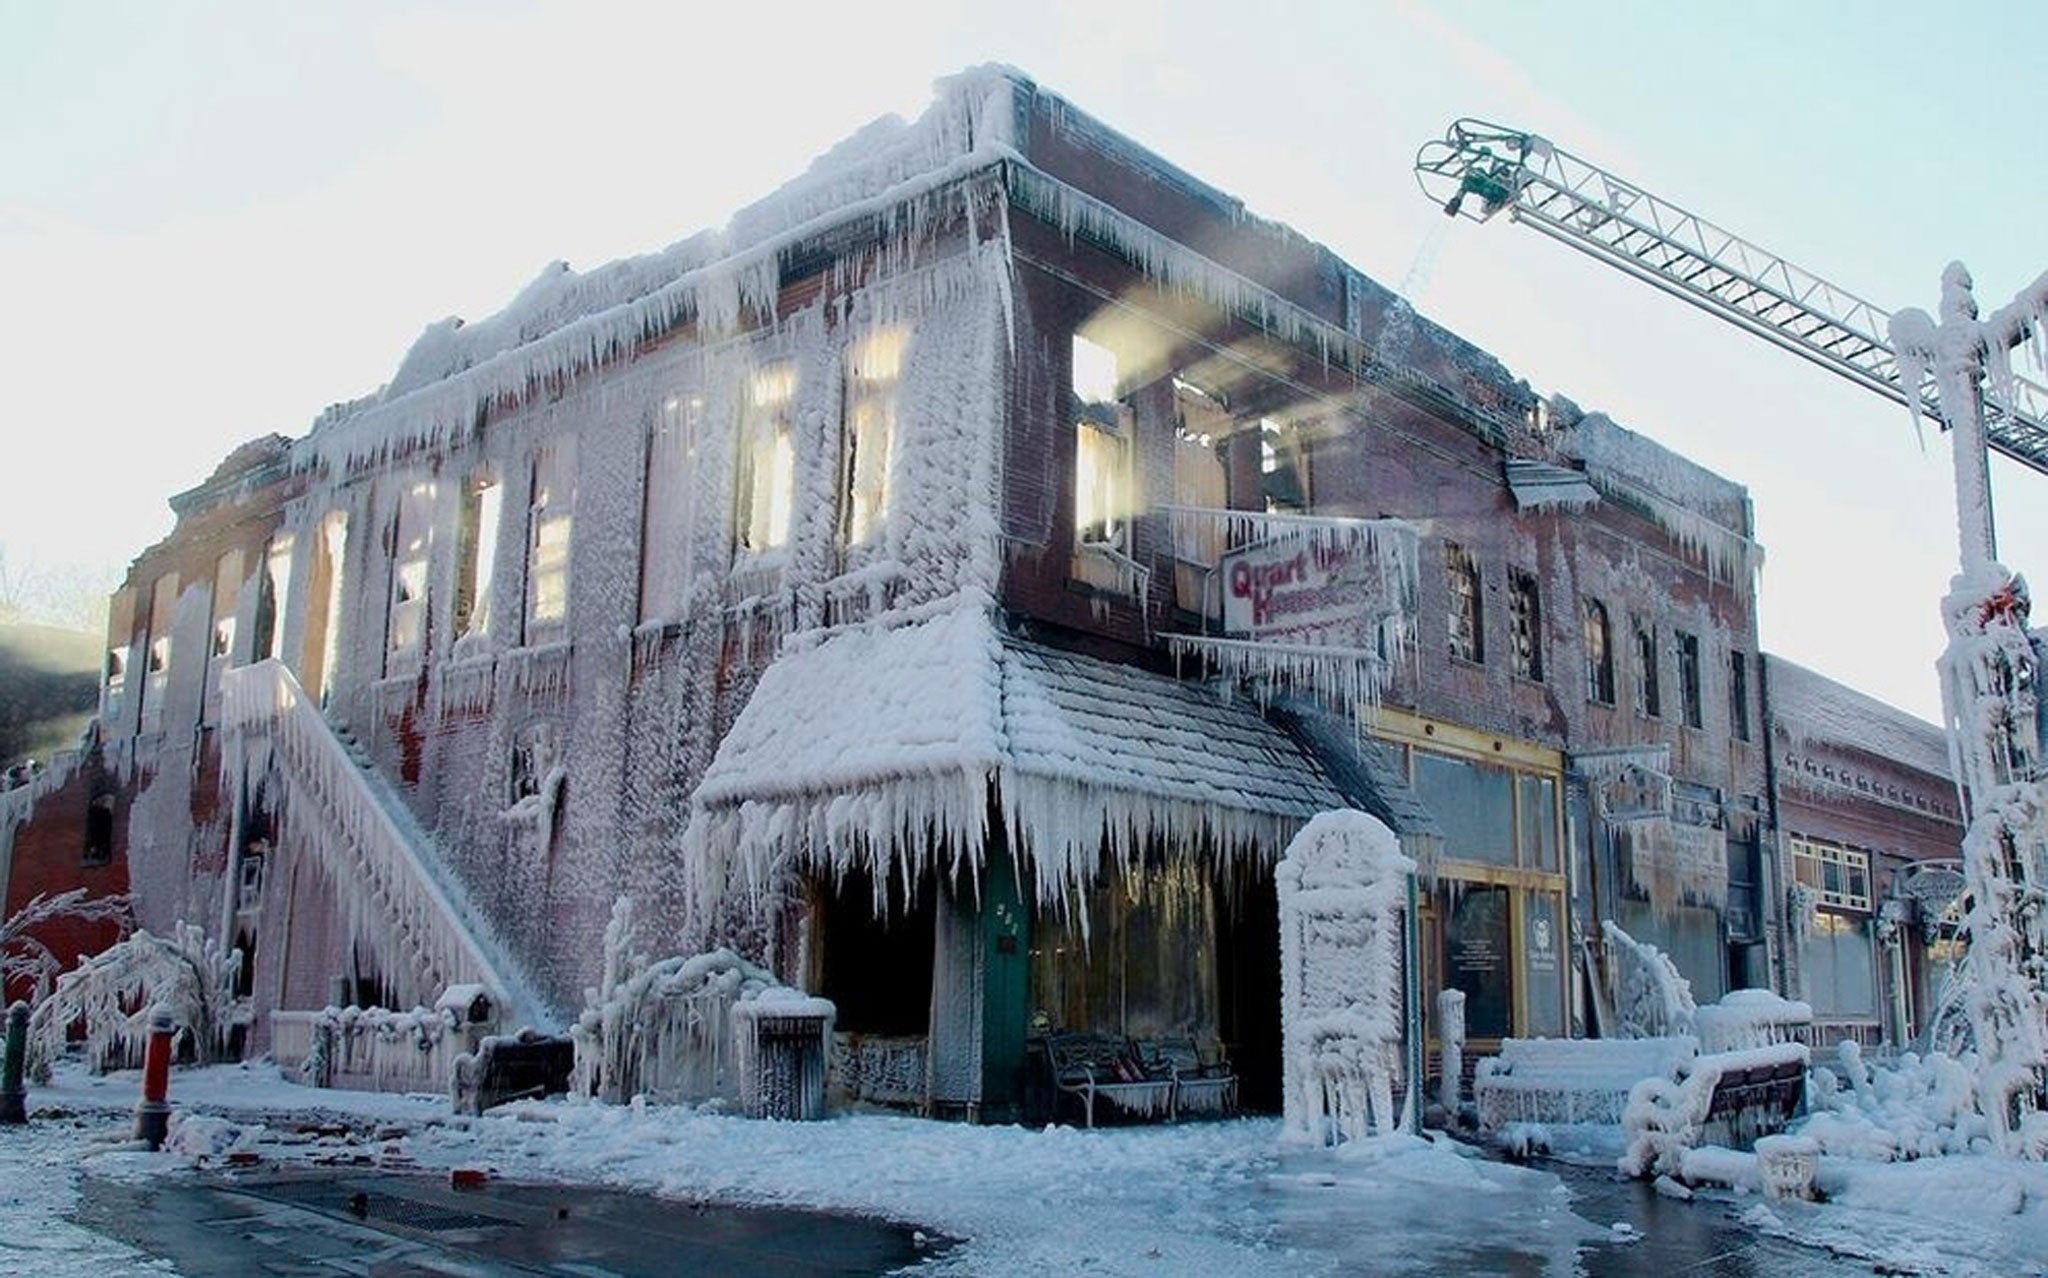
(1414, 119, 2048, 475)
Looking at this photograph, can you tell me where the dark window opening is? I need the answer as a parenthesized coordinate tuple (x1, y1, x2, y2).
(1583, 599, 1614, 704)
(1447, 543, 1484, 664)
(1678, 632, 1704, 729)
(1508, 569, 1543, 681)
(815, 868, 935, 1036)
(83, 794, 114, 866)
(1729, 650, 1751, 741)
(1634, 620, 1661, 718)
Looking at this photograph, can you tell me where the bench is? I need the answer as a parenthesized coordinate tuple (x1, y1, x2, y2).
(1043, 1032, 1236, 1127)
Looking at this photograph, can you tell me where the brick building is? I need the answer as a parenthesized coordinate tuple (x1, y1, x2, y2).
(1, 67, 1961, 1110)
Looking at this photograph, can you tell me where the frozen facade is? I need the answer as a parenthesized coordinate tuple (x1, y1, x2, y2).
(3, 66, 1970, 1115)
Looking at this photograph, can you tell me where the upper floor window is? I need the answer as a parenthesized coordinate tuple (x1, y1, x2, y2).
(1729, 650, 1751, 741)
(454, 472, 502, 642)
(735, 363, 795, 556)
(1446, 543, 1483, 664)
(1633, 618, 1661, 718)
(253, 534, 293, 663)
(386, 480, 436, 664)
(1677, 631, 1704, 729)
(1072, 335, 1131, 554)
(841, 329, 907, 550)
(1508, 569, 1543, 682)
(1582, 598, 1614, 704)
(211, 549, 243, 662)
(1259, 417, 1310, 513)
(525, 440, 576, 642)
(639, 397, 698, 625)
(141, 572, 179, 729)
(1790, 835, 1871, 911)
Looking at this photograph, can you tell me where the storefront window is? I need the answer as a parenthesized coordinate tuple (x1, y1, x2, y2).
(1521, 891, 1565, 1038)
(1031, 861, 1218, 1040)
(1413, 751, 1515, 866)
(1802, 911, 1876, 1017)
(1518, 774, 1559, 872)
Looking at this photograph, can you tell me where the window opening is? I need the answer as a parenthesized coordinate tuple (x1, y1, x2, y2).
(1446, 543, 1483, 663)
(1508, 569, 1543, 681)
(525, 441, 576, 642)
(1072, 335, 1132, 554)
(1677, 631, 1703, 729)
(1258, 417, 1309, 513)
(253, 533, 293, 663)
(1790, 836, 1872, 911)
(841, 328, 906, 551)
(385, 480, 435, 666)
(638, 397, 698, 625)
(454, 473, 502, 642)
(734, 364, 795, 556)
(1729, 650, 1751, 741)
(1583, 598, 1614, 704)
(211, 549, 243, 662)
(83, 794, 114, 867)
(1633, 619, 1661, 718)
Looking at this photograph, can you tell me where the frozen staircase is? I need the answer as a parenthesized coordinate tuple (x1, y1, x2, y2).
(221, 659, 558, 1033)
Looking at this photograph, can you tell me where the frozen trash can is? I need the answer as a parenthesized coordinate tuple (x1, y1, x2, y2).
(733, 991, 835, 1120)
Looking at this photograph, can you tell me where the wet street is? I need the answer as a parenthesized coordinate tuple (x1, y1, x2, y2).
(76, 1170, 943, 1276)
(1557, 1162, 1879, 1277)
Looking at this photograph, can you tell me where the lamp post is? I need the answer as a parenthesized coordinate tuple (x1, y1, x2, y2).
(1890, 263, 2048, 1157)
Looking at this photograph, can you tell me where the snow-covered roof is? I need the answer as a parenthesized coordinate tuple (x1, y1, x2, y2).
(687, 605, 1345, 910)
(1766, 655, 1952, 780)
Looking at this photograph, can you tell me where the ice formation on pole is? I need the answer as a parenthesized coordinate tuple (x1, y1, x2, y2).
(1277, 809, 1415, 1146)
(1890, 262, 2048, 1157)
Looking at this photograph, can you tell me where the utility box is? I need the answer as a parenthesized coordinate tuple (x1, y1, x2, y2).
(733, 993, 835, 1121)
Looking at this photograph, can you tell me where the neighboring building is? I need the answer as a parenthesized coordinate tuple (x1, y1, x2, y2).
(1765, 656, 1967, 1051)
(0, 67, 1960, 1110)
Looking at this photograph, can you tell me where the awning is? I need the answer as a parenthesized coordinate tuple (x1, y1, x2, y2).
(1268, 695, 1446, 869)
(1505, 458, 1601, 512)
(686, 605, 1347, 910)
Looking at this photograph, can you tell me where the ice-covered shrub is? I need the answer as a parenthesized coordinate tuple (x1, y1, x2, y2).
(26, 923, 247, 1081)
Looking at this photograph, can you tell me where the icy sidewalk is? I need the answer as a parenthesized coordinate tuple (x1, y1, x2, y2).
(23, 1063, 1596, 1276)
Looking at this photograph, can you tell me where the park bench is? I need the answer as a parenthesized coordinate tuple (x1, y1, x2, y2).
(1044, 1031, 1236, 1126)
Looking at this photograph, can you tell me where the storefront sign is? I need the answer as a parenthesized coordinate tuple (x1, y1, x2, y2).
(1220, 534, 1399, 645)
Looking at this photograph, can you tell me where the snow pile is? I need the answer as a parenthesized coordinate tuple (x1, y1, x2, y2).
(1619, 1042, 1808, 1178)
(1601, 920, 1698, 1039)
(1278, 810, 1415, 1146)
(1476, 1035, 1697, 1132)
(1696, 989, 1813, 1054)
(1800, 1041, 1990, 1161)
(569, 897, 782, 1106)
(26, 923, 245, 1082)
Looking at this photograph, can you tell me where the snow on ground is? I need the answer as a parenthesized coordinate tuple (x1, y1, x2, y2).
(10, 1061, 2044, 1276)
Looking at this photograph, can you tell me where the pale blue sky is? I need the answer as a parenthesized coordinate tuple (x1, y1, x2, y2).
(3, 0, 2042, 720)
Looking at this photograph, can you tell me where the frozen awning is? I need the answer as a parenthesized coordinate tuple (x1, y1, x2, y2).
(1505, 458, 1600, 512)
(686, 606, 1347, 909)
(1268, 696, 1446, 869)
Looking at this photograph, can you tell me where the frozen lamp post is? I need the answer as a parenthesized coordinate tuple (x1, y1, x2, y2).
(1890, 263, 2048, 1158)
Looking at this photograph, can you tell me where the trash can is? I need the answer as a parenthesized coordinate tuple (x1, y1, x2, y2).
(733, 993, 835, 1120)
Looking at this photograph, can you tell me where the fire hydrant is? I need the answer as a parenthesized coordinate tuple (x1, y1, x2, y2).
(133, 1009, 176, 1150)
(0, 1001, 28, 1124)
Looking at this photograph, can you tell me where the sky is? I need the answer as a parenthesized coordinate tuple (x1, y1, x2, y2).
(2, 0, 2043, 722)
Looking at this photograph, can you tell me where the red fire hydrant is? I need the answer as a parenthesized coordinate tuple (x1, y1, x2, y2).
(133, 1009, 176, 1150)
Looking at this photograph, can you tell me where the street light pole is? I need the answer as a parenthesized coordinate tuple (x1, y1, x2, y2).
(1891, 263, 2048, 1158)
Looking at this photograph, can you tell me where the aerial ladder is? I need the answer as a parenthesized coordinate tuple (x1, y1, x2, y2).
(1416, 120, 2048, 1154)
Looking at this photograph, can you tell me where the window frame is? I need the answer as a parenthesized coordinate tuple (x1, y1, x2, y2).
(1582, 597, 1614, 705)
(1446, 542, 1485, 665)
(1677, 630, 1704, 729)
(1507, 568, 1544, 683)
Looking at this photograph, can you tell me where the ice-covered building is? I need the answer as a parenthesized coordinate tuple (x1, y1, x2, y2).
(1764, 657, 1967, 1052)
(6, 66, 1954, 1113)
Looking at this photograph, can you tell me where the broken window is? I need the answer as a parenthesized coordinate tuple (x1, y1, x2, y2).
(141, 572, 179, 731)
(510, 718, 563, 804)
(252, 533, 293, 663)
(840, 328, 906, 552)
(453, 471, 502, 642)
(1729, 650, 1751, 741)
(1446, 543, 1483, 663)
(1259, 417, 1309, 513)
(1508, 569, 1543, 682)
(385, 479, 436, 667)
(1633, 618, 1661, 718)
(1170, 378, 1229, 612)
(639, 395, 698, 625)
(1582, 598, 1614, 704)
(734, 363, 795, 557)
(103, 586, 134, 724)
(1677, 631, 1703, 729)
(211, 549, 243, 662)
(525, 440, 576, 643)
(1072, 335, 1131, 553)
(306, 512, 347, 706)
